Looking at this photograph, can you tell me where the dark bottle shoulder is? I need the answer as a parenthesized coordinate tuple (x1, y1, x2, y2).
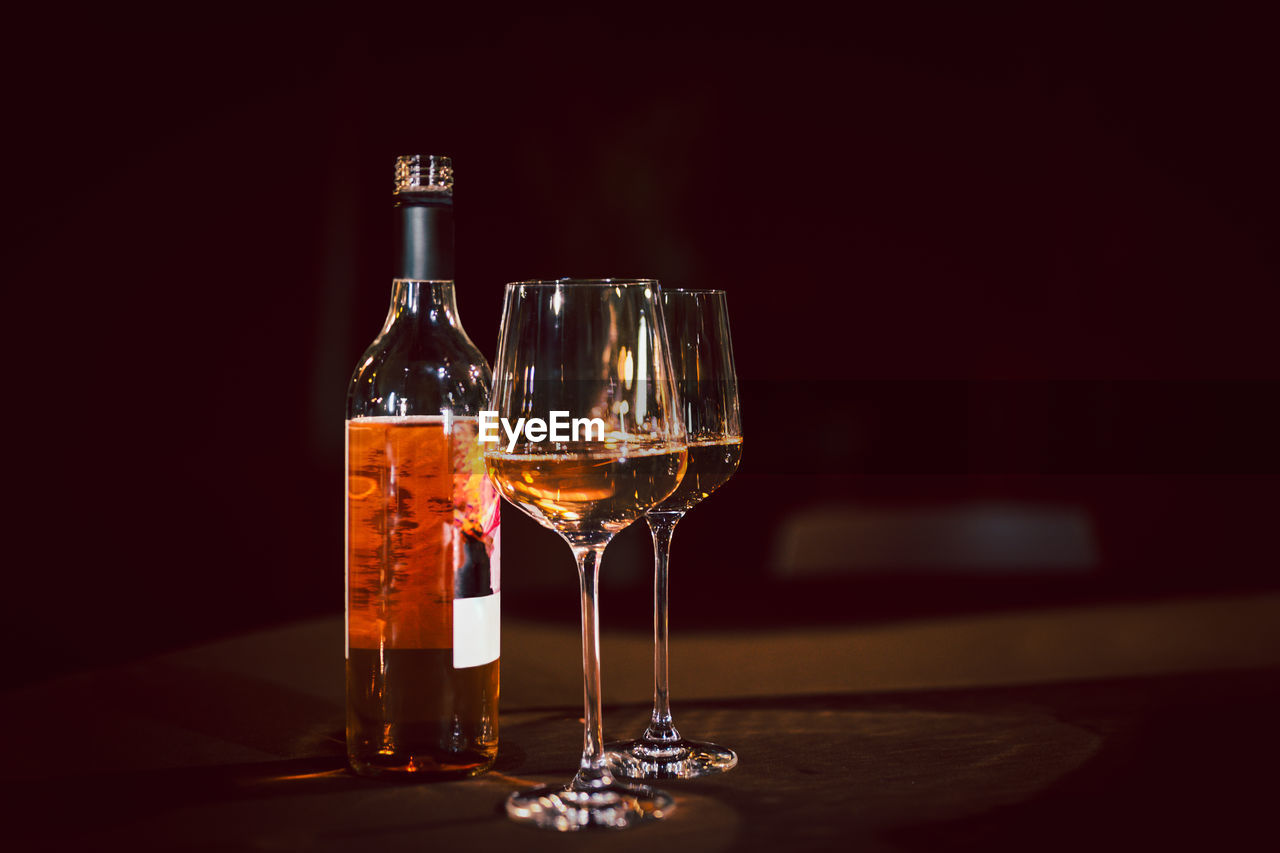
(347, 327, 492, 416)
(351, 328, 490, 376)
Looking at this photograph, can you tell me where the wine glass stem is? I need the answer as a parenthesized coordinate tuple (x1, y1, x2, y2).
(572, 543, 611, 785)
(646, 512, 684, 742)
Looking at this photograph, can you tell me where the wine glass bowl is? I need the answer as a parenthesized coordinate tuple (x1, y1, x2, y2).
(605, 288, 743, 781)
(483, 279, 687, 829)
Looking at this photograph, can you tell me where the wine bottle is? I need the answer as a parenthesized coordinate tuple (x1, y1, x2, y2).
(345, 155, 500, 778)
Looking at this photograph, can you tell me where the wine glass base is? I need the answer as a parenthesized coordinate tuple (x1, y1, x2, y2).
(505, 781, 675, 830)
(605, 738, 739, 780)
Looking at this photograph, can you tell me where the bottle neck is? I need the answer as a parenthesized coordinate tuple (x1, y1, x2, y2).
(393, 191, 454, 280)
(385, 280, 463, 329)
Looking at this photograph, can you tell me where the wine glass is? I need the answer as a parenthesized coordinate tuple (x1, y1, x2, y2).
(484, 279, 688, 829)
(605, 289, 743, 780)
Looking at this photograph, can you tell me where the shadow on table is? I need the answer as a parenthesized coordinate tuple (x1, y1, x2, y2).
(5, 669, 1277, 851)
(881, 672, 1280, 851)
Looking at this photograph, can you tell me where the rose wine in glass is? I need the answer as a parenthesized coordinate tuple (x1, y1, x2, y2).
(484, 279, 688, 829)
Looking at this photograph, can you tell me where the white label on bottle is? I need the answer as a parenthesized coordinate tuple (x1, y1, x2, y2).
(453, 592, 500, 668)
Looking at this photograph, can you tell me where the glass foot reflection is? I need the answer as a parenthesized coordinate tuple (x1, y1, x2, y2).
(606, 738, 738, 780)
(505, 780, 675, 830)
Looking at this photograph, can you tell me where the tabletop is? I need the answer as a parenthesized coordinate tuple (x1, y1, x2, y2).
(4, 593, 1279, 851)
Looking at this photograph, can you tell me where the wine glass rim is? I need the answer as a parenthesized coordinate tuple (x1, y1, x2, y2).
(664, 288, 726, 295)
(506, 278, 659, 287)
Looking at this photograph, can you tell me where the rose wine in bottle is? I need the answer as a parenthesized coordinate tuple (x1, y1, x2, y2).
(345, 155, 500, 778)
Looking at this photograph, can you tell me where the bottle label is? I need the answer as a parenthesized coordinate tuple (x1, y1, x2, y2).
(346, 415, 501, 658)
(454, 590, 500, 667)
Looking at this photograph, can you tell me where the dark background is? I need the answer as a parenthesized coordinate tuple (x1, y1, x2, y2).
(4, 4, 1277, 683)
